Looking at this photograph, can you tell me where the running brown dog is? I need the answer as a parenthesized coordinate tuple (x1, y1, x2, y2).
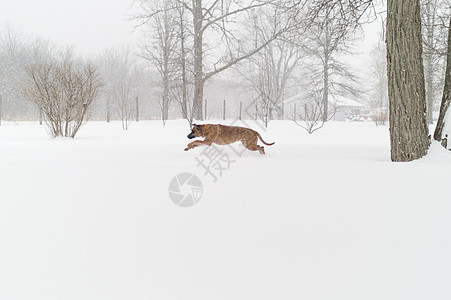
(184, 124, 274, 154)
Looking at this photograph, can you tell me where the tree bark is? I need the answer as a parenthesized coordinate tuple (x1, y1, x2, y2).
(433, 16, 451, 141)
(386, 0, 430, 161)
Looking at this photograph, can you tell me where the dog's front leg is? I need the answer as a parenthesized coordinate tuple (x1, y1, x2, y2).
(184, 140, 199, 151)
(184, 140, 212, 151)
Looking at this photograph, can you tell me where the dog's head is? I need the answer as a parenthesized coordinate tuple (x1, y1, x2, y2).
(187, 124, 203, 139)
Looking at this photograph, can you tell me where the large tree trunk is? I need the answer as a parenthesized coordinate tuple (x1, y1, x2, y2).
(433, 16, 451, 141)
(386, 0, 430, 161)
(192, 0, 204, 120)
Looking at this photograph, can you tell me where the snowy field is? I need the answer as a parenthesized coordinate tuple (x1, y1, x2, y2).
(1, 120, 450, 300)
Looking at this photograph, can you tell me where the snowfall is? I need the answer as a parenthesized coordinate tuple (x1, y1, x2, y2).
(0, 119, 450, 300)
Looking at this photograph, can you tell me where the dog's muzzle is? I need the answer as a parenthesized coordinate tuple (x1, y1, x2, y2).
(187, 134, 195, 139)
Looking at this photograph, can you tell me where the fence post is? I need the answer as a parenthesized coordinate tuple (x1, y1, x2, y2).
(223, 99, 226, 120)
(204, 98, 207, 120)
(281, 102, 284, 120)
(293, 103, 296, 121)
(135, 96, 139, 122)
(107, 96, 111, 123)
(239, 102, 242, 120)
(0, 94, 2, 126)
(39, 109, 43, 125)
(255, 102, 258, 120)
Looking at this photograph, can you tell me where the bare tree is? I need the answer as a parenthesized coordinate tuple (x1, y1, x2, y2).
(421, 0, 448, 124)
(434, 15, 451, 142)
(305, 0, 375, 29)
(23, 58, 102, 138)
(175, 3, 192, 125)
(141, 0, 180, 125)
(303, 2, 362, 123)
(239, 7, 305, 128)
(112, 72, 138, 130)
(293, 89, 336, 134)
(367, 41, 388, 126)
(386, 0, 430, 161)
(101, 47, 138, 130)
(0, 28, 53, 121)
(138, 0, 194, 126)
(293, 91, 330, 134)
(256, 76, 278, 128)
(135, 0, 298, 120)
(173, 79, 196, 126)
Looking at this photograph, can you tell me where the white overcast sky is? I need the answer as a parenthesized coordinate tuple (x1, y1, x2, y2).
(0, 0, 139, 55)
(0, 0, 384, 60)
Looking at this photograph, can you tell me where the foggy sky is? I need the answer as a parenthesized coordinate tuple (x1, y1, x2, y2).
(0, 0, 139, 55)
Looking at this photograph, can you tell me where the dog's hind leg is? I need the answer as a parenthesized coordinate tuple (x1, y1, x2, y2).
(243, 138, 265, 154)
(248, 145, 265, 154)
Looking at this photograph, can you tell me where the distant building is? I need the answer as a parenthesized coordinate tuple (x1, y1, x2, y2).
(282, 93, 368, 121)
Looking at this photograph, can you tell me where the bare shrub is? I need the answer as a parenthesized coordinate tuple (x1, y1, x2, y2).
(293, 90, 336, 134)
(23, 59, 102, 138)
(370, 108, 388, 126)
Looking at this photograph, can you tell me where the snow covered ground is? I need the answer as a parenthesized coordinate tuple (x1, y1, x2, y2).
(0, 120, 450, 300)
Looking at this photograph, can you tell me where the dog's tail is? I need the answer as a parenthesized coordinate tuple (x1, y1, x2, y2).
(257, 133, 275, 146)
